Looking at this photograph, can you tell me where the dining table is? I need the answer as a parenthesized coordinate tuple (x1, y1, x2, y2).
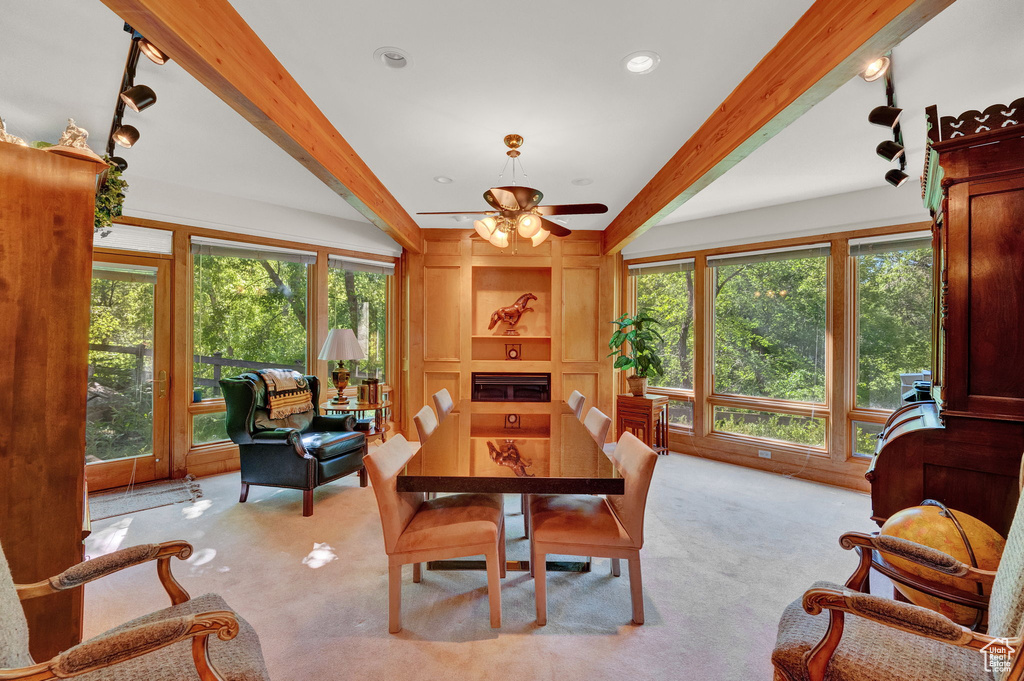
(399, 399, 623, 571)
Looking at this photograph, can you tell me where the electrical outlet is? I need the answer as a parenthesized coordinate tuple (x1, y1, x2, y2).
(758, 449, 772, 459)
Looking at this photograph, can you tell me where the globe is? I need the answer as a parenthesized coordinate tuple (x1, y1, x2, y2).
(880, 504, 1004, 627)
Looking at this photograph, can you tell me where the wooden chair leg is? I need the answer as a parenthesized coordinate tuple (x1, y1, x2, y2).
(413, 563, 422, 583)
(303, 489, 313, 517)
(486, 549, 502, 629)
(238, 482, 249, 503)
(628, 556, 644, 625)
(499, 519, 507, 578)
(359, 466, 368, 488)
(611, 558, 620, 577)
(534, 545, 547, 626)
(523, 495, 531, 539)
(388, 564, 402, 634)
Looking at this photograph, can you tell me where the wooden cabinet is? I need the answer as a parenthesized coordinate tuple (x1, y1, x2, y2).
(403, 231, 619, 434)
(869, 113, 1024, 536)
(0, 143, 104, 658)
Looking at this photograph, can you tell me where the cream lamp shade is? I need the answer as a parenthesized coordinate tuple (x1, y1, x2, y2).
(318, 328, 366, 362)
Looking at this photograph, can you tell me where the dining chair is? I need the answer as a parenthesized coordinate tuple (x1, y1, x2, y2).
(529, 432, 657, 626)
(432, 388, 454, 423)
(363, 434, 506, 633)
(582, 407, 612, 447)
(413, 404, 438, 445)
(567, 390, 586, 420)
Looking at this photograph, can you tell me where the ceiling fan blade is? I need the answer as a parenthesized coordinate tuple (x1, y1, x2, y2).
(416, 210, 489, 215)
(535, 203, 608, 216)
(540, 217, 572, 237)
(485, 187, 519, 211)
(494, 185, 543, 210)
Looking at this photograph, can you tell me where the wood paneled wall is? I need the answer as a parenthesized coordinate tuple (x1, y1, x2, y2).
(404, 231, 620, 435)
(0, 144, 102, 659)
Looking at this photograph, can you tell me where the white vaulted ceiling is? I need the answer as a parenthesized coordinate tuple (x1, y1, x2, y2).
(1, 0, 1022, 246)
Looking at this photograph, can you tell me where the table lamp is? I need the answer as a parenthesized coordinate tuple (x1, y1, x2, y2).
(319, 329, 365, 402)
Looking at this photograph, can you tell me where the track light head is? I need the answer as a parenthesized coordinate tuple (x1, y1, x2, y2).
(860, 57, 890, 82)
(109, 156, 129, 172)
(138, 37, 169, 65)
(113, 124, 140, 148)
(120, 84, 157, 112)
(885, 169, 909, 188)
(868, 106, 903, 129)
(876, 140, 905, 162)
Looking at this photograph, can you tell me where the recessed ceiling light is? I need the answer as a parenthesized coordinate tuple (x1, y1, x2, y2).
(373, 46, 410, 69)
(434, 176, 453, 184)
(453, 215, 473, 223)
(571, 178, 593, 186)
(623, 51, 660, 75)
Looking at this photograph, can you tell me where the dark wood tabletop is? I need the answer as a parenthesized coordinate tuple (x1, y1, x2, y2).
(398, 400, 623, 495)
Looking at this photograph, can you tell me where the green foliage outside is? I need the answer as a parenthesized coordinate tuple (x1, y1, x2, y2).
(87, 269, 155, 462)
(192, 254, 309, 398)
(636, 247, 932, 448)
(327, 268, 387, 382)
(192, 412, 227, 446)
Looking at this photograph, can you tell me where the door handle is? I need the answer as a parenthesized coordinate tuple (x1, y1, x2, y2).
(150, 370, 168, 398)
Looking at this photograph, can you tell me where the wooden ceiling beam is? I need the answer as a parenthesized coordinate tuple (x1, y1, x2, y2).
(601, 0, 956, 255)
(99, 0, 423, 253)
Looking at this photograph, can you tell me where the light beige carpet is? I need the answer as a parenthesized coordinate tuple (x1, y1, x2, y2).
(83, 452, 877, 680)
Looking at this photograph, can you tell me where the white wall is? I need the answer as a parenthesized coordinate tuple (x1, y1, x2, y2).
(123, 174, 403, 257)
(622, 184, 930, 259)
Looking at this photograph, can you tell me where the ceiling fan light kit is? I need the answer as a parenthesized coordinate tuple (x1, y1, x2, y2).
(419, 134, 608, 252)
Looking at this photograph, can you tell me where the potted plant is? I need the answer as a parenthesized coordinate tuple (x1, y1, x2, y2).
(607, 310, 665, 396)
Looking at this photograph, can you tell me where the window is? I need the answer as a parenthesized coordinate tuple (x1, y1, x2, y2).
(713, 407, 826, 448)
(192, 412, 227, 446)
(192, 238, 313, 399)
(852, 420, 884, 458)
(631, 259, 695, 391)
(327, 256, 391, 383)
(711, 246, 829, 403)
(853, 234, 933, 411)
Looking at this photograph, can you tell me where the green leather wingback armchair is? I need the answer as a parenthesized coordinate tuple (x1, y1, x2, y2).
(220, 372, 367, 516)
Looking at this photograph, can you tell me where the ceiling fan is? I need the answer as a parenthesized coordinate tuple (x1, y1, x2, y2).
(417, 134, 608, 249)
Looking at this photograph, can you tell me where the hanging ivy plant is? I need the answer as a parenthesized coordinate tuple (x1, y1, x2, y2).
(95, 156, 128, 236)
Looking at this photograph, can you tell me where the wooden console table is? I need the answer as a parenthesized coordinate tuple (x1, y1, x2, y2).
(616, 394, 670, 455)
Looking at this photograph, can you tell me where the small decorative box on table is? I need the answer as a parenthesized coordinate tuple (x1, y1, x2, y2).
(615, 394, 670, 455)
(321, 398, 392, 442)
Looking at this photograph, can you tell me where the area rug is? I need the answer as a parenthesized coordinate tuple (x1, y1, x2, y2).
(89, 475, 204, 521)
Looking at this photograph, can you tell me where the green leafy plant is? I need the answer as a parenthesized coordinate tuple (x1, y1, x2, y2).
(607, 309, 665, 378)
(95, 157, 128, 235)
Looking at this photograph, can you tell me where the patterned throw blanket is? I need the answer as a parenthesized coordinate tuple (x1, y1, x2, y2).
(258, 369, 313, 419)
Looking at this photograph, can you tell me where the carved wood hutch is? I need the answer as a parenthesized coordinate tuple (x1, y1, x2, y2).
(867, 97, 1024, 536)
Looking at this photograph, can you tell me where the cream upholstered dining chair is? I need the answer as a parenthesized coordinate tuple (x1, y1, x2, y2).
(567, 390, 586, 420)
(0, 539, 269, 680)
(529, 432, 657, 626)
(582, 407, 612, 447)
(771, 478, 1024, 681)
(432, 388, 454, 423)
(363, 435, 506, 634)
(413, 405, 438, 445)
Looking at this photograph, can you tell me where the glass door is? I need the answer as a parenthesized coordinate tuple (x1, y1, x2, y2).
(86, 255, 171, 490)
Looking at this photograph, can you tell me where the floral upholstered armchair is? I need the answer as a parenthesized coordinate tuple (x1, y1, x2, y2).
(0, 539, 269, 680)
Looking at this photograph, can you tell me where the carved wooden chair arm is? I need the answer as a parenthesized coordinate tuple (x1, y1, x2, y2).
(15, 541, 194, 606)
(800, 586, 1016, 681)
(0, 610, 238, 681)
(840, 531, 996, 585)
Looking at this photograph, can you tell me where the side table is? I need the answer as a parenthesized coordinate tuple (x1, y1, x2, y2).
(616, 394, 670, 455)
(321, 399, 392, 442)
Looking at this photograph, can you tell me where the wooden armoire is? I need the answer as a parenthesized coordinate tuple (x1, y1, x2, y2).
(0, 142, 104, 658)
(867, 98, 1024, 536)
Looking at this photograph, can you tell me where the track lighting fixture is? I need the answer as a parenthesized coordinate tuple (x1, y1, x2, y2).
(885, 169, 909, 188)
(868, 106, 903, 129)
(113, 125, 140, 148)
(110, 156, 129, 172)
(876, 140, 905, 162)
(137, 37, 169, 65)
(120, 84, 157, 112)
(860, 57, 890, 82)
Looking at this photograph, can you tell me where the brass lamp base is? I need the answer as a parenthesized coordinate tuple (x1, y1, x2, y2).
(331, 366, 351, 403)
